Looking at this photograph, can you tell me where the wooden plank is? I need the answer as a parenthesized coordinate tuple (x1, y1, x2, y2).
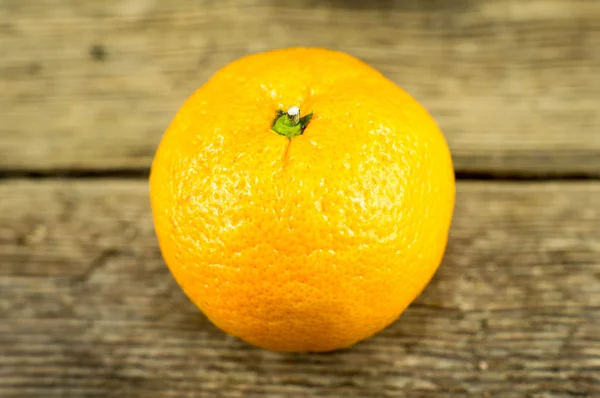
(1, 0, 599, 175)
(1, 179, 599, 397)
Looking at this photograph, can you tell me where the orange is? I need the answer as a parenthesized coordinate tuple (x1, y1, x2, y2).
(150, 48, 455, 352)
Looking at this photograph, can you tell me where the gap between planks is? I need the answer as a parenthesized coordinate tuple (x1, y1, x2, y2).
(0, 169, 599, 181)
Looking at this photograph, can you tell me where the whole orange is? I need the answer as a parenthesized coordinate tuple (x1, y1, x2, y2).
(150, 48, 455, 352)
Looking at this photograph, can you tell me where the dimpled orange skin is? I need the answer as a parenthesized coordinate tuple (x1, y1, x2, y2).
(150, 48, 455, 352)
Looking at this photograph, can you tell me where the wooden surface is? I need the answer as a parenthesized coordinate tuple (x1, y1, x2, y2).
(1, 0, 600, 175)
(1, 180, 599, 397)
(3, 0, 600, 397)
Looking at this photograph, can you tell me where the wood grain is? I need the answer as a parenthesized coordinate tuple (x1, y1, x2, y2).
(1, 0, 600, 175)
(1, 179, 599, 397)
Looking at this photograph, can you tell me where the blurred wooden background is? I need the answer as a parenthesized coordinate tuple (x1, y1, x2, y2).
(1, 0, 599, 397)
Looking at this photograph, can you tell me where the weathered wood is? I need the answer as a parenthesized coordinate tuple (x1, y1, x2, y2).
(1, 180, 599, 397)
(1, 0, 600, 175)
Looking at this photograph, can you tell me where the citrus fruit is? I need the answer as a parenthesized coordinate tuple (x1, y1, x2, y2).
(150, 48, 455, 352)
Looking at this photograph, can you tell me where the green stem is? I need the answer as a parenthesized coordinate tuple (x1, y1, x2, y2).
(272, 107, 313, 139)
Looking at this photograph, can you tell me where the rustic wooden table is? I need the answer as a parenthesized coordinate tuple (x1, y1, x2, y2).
(2, 1, 599, 397)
